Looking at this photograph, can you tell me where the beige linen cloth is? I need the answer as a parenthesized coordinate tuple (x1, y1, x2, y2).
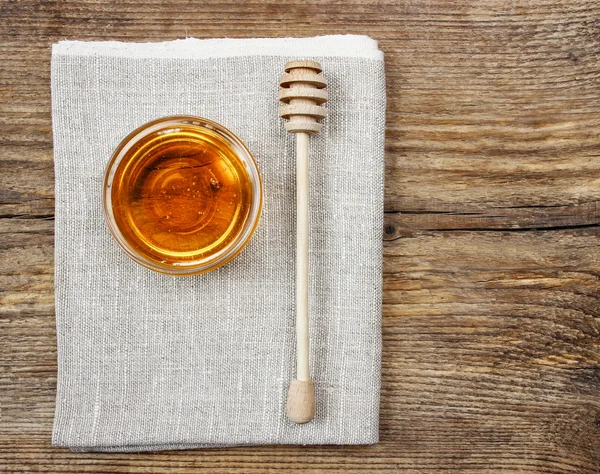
(51, 35, 385, 452)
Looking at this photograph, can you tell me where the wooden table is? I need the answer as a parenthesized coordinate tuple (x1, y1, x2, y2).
(1, 1, 599, 472)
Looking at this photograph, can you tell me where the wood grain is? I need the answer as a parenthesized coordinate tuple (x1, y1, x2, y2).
(1, 0, 600, 472)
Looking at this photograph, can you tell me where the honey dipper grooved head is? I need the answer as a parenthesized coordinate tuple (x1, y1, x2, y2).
(279, 60, 328, 134)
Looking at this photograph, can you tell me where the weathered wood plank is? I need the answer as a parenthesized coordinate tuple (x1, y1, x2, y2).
(383, 201, 600, 238)
(1, 0, 599, 472)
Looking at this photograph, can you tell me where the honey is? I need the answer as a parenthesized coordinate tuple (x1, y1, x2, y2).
(104, 117, 262, 275)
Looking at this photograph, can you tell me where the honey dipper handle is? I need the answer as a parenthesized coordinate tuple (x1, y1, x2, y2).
(286, 378, 315, 424)
(286, 132, 315, 424)
(295, 132, 310, 383)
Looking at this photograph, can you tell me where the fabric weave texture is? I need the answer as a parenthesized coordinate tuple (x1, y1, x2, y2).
(51, 35, 386, 452)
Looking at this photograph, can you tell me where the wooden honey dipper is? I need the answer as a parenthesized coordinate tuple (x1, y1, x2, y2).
(279, 60, 328, 424)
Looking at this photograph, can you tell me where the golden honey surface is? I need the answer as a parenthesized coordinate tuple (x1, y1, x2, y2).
(110, 124, 252, 267)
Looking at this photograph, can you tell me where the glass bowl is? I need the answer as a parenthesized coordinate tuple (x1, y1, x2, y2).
(103, 116, 262, 275)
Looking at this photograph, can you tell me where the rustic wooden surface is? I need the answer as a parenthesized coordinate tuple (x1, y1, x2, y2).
(1, 0, 599, 472)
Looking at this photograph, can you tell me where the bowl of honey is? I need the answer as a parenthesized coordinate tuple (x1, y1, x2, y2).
(103, 116, 262, 275)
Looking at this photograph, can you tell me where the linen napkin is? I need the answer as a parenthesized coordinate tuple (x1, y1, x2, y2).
(51, 35, 385, 452)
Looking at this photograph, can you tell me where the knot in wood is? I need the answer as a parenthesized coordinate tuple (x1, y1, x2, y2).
(279, 60, 328, 134)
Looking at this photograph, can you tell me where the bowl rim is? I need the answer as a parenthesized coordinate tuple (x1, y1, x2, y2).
(102, 115, 263, 276)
